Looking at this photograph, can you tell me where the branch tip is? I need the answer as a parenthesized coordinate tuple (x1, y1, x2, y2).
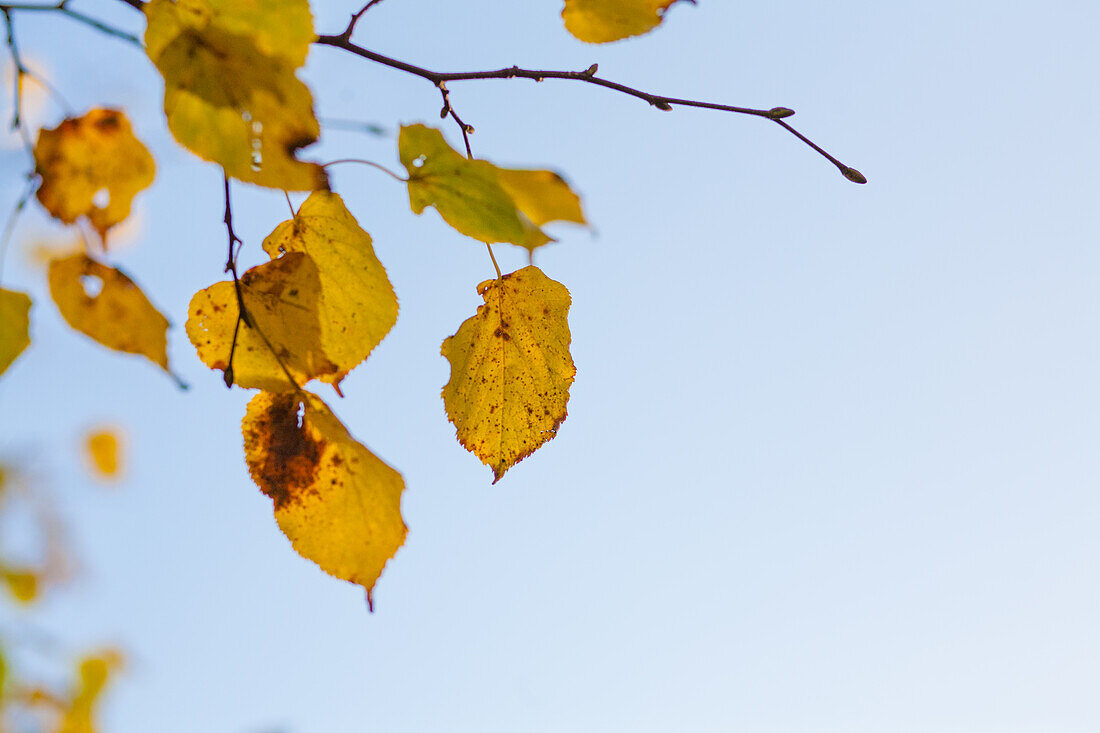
(842, 167, 867, 184)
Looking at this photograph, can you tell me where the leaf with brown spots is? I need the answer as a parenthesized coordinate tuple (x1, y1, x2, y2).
(242, 390, 406, 606)
(47, 253, 174, 378)
(261, 192, 399, 386)
(441, 266, 575, 482)
(144, 0, 326, 190)
(33, 108, 155, 241)
(187, 252, 338, 391)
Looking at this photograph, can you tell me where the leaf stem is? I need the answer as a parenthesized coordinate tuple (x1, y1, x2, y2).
(322, 158, 407, 182)
(486, 243, 502, 280)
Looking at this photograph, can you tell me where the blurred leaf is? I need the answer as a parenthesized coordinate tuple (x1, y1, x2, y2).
(1, 567, 39, 603)
(442, 266, 575, 482)
(497, 168, 587, 228)
(56, 651, 122, 733)
(144, 0, 326, 190)
(84, 429, 123, 481)
(33, 108, 155, 241)
(48, 253, 173, 375)
(562, 0, 682, 43)
(0, 288, 32, 377)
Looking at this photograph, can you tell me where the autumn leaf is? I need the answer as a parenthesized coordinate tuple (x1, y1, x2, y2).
(497, 169, 588, 228)
(242, 391, 406, 607)
(1, 567, 38, 604)
(400, 124, 551, 251)
(262, 192, 399, 386)
(144, 0, 327, 190)
(84, 428, 123, 480)
(187, 252, 337, 391)
(0, 288, 32, 377)
(562, 0, 684, 43)
(32, 109, 154, 241)
(48, 253, 174, 376)
(56, 651, 122, 733)
(442, 266, 575, 482)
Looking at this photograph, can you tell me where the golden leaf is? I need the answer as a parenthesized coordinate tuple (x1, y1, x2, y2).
(441, 266, 575, 482)
(187, 252, 337, 391)
(84, 428, 123, 480)
(48, 253, 173, 375)
(242, 391, 406, 606)
(33, 109, 155, 240)
(262, 192, 399, 385)
(1, 567, 38, 604)
(562, 0, 682, 43)
(56, 651, 122, 733)
(144, 0, 326, 190)
(400, 124, 551, 251)
(0, 288, 32, 377)
(497, 168, 587, 228)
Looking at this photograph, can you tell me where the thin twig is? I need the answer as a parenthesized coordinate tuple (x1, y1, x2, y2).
(222, 174, 303, 393)
(338, 0, 388, 40)
(222, 174, 247, 390)
(0, 174, 35, 282)
(0, 2, 141, 46)
(436, 81, 473, 158)
(2, 8, 34, 156)
(313, 35, 866, 183)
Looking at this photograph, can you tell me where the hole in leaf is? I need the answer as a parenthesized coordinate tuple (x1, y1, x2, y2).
(412, 155, 426, 168)
(242, 110, 252, 123)
(92, 188, 110, 208)
(79, 274, 104, 298)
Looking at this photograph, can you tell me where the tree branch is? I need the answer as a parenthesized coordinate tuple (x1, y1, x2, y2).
(314, 35, 866, 183)
(0, 2, 141, 46)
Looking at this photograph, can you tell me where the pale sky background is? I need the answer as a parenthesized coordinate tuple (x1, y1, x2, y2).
(2, 1, 1100, 731)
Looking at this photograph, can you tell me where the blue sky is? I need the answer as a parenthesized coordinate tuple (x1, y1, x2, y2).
(2, 1, 1100, 731)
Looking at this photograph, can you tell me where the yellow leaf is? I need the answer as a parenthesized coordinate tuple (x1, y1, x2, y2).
(33, 109, 155, 240)
(497, 169, 587, 228)
(562, 0, 682, 43)
(0, 288, 31, 377)
(262, 192, 399, 385)
(242, 391, 406, 606)
(400, 124, 551, 251)
(48, 253, 172, 374)
(441, 266, 575, 482)
(187, 252, 337, 391)
(1, 567, 39, 603)
(83, 428, 123, 480)
(144, 0, 326, 190)
(56, 651, 122, 733)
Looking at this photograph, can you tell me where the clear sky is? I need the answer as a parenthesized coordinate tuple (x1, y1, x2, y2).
(2, 1, 1100, 731)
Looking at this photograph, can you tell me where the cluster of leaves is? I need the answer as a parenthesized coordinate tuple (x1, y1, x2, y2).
(1, 0, 861, 606)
